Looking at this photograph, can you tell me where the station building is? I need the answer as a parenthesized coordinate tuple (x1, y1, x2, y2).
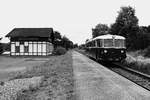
(6, 28, 54, 56)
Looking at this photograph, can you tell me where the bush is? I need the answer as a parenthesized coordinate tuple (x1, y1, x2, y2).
(143, 46, 150, 57)
(122, 54, 150, 75)
(0, 44, 3, 54)
(53, 47, 67, 55)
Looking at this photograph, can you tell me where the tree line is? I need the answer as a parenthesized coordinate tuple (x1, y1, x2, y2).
(0, 38, 3, 54)
(92, 6, 150, 51)
(52, 31, 74, 50)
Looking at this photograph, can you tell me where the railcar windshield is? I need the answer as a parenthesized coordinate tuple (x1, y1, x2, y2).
(104, 39, 113, 47)
(114, 39, 125, 48)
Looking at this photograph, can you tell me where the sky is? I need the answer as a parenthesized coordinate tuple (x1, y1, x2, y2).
(0, 0, 149, 44)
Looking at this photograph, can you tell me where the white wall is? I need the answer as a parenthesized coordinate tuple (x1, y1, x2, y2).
(42, 42, 46, 55)
(29, 42, 32, 55)
(38, 42, 42, 55)
(11, 42, 15, 55)
(10, 41, 53, 56)
(33, 42, 37, 55)
(20, 45, 24, 55)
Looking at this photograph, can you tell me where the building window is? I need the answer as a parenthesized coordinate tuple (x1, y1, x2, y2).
(24, 46, 29, 53)
(15, 46, 20, 53)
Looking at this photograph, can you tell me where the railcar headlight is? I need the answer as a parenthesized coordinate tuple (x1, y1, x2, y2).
(104, 50, 107, 53)
(121, 50, 124, 53)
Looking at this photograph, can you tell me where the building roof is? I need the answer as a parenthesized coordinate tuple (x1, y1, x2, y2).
(5, 28, 53, 38)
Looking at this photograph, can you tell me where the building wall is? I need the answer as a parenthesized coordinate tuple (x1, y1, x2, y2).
(10, 41, 53, 56)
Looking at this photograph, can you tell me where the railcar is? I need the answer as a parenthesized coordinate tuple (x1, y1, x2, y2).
(85, 34, 126, 62)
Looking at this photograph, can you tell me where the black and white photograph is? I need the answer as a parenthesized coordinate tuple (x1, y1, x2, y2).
(0, 0, 150, 99)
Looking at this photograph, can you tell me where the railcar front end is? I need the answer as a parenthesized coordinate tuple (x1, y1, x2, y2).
(85, 34, 126, 62)
(95, 47, 126, 62)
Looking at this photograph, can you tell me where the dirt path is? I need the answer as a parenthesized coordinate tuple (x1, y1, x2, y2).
(72, 51, 150, 100)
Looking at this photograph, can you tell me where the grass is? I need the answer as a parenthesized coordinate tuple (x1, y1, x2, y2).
(122, 53, 150, 75)
(8, 51, 75, 100)
(0, 55, 51, 82)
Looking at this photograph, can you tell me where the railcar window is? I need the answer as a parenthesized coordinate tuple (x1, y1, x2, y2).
(93, 41, 96, 47)
(90, 42, 92, 47)
(97, 39, 102, 47)
(86, 43, 88, 47)
(88, 43, 90, 47)
(97, 40, 99, 47)
(115, 39, 125, 48)
(92, 41, 94, 47)
(104, 39, 113, 47)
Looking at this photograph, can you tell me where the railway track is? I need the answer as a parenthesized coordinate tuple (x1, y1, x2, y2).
(100, 61, 150, 91)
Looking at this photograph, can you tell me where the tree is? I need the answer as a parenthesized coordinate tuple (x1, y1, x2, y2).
(109, 6, 139, 50)
(135, 26, 150, 49)
(2, 43, 10, 51)
(62, 36, 73, 50)
(92, 23, 109, 38)
(0, 38, 3, 54)
(53, 31, 73, 50)
(53, 31, 62, 48)
(109, 6, 139, 37)
(73, 43, 78, 48)
(85, 39, 89, 43)
(147, 25, 150, 33)
(54, 31, 62, 40)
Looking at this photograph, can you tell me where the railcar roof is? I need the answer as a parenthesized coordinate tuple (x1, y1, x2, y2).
(93, 34, 125, 40)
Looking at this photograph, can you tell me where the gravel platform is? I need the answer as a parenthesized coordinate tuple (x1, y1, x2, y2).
(73, 51, 150, 100)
